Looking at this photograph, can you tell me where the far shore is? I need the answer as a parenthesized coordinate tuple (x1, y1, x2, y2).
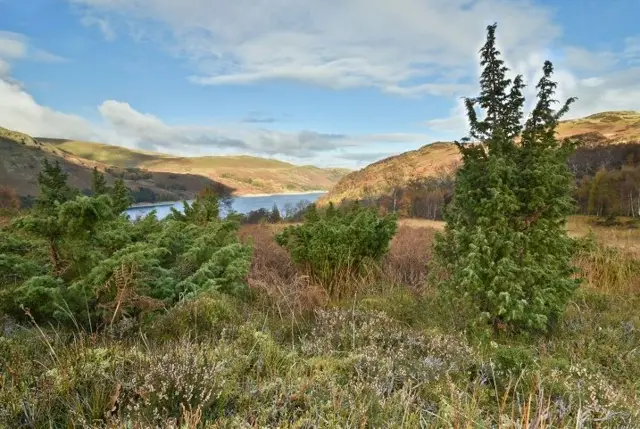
(127, 190, 327, 209)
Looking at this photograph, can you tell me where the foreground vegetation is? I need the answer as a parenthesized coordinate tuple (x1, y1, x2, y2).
(1, 214, 639, 427)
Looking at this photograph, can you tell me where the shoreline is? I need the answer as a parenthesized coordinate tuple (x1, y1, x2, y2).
(235, 190, 327, 198)
(128, 190, 328, 209)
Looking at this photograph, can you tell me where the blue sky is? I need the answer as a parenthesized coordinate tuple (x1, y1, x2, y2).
(1, 0, 639, 168)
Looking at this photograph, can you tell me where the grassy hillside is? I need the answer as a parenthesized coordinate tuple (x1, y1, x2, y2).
(321, 111, 640, 204)
(0, 128, 233, 204)
(38, 138, 350, 195)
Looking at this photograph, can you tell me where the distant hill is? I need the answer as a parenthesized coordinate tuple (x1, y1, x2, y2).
(36, 138, 349, 195)
(0, 128, 350, 204)
(0, 127, 234, 205)
(321, 111, 640, 204)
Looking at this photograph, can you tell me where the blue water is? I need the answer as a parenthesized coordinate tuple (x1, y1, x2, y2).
(125, 192, 326, 220)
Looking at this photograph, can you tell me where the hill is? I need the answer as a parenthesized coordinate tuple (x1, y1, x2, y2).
(321, 111, 640, 204)
(0, 128, 350, 204)
(38, 138, 350, 195)
(0, 127, 233, 205)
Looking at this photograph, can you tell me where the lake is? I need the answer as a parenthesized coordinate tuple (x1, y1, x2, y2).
(125, 191, 326, 220)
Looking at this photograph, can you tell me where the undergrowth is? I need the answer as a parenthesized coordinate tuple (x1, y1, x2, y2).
(1, 223, 638, 428)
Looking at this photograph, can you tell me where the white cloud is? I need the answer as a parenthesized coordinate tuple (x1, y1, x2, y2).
(31, 50, 68, 63)
(0, 56, 427, 166)
(623, 36, 640, 64)
(425, 98, 469, 137)
(1, 25, 429, 167)
(69, 0, 559, 96)
(96, 100, 428, 161)
(3, 1, 639, 169)
(562, 46, 618, 73)
(0, 78, 95, 139)
(80, 15, 117, 41)
(0, 32, 28, 59)
(0, 31, 67, 64)
(0, 58, 11, 77)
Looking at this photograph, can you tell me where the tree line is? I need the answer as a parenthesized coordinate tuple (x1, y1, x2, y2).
(341, 142, 640, 220)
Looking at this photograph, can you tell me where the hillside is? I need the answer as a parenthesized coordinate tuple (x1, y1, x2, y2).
(0, 128, 350, 204)
(322, 111, 640, 204)
(0, 127, 233, 205)
(38, 138, 350, 195)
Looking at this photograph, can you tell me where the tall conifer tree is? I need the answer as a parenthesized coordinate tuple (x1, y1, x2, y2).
(91, 167, 109, 195)
(434, 24, 579, 332)
(110, 178, 133, 214)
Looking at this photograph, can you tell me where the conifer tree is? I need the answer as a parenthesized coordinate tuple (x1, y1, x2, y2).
(325, 201, 337, 219)
(91, 167, 109, 195)
(434, 23, 579, 332)
(269, 203, 281, 223)
(36, 159, 77, 212)
(110, 178, 133, 214)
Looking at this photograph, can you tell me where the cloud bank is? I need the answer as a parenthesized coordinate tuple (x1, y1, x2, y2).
(2, 1, 640, 166)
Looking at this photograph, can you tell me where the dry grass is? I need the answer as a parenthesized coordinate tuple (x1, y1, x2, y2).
(400, 216, 640, 253)
(381, 225, 436, 288)
(399, 218, 446, 231)
(242, 216, 640, 304)
(574, 243, 640, 295)
(239, 224, 327, 318)
(567, 215, 640, 255)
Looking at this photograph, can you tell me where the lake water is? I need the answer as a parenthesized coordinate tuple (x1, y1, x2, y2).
(125, 191, 326, 220)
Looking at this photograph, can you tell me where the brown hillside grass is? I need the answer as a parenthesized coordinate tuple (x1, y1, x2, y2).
(322, 110, 640, 205)
(40, 139, 349, 195)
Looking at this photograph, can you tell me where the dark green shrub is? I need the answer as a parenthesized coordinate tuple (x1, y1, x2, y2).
(0, 160, 252, 327)
(146, 292, 242, 341)
(275, 206, 397, 297)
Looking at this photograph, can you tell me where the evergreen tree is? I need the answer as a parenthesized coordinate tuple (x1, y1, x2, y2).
(91, 167, 109, 195)
(269, 203, 281, 223)
(304, 203, 320, 222)
(169, 186, 221, 225)
(36, 159, 77, 211)
(110, 178, 133, 214)
(434, 23, 579, 333)
(325, 202, 337, 219)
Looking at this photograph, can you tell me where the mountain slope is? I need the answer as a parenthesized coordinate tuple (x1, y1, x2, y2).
(321, 111, 640, 204)
(1, 128, 229, 204)
(38, 138, 350, 195)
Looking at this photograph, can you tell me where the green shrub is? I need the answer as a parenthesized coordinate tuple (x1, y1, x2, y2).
(0, 160, 252, 328)
(275, 206, 397, 297)
(146, 293, 241, 341)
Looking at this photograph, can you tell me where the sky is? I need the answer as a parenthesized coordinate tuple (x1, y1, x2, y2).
(0, 0, 639, 168)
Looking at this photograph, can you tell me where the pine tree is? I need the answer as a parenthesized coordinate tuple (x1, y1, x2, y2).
(36, 159, 77, 211)
(325, 202, 337, 219)
(110, 178, 133, 214)
(91, 167, 109, 195)
(269, 203, 281, 223)
(434, 23, 579, 333)
(304, 203, 320, 222)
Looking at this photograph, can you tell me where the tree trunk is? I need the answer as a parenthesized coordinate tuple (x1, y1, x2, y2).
(49, 239, 61, 275)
